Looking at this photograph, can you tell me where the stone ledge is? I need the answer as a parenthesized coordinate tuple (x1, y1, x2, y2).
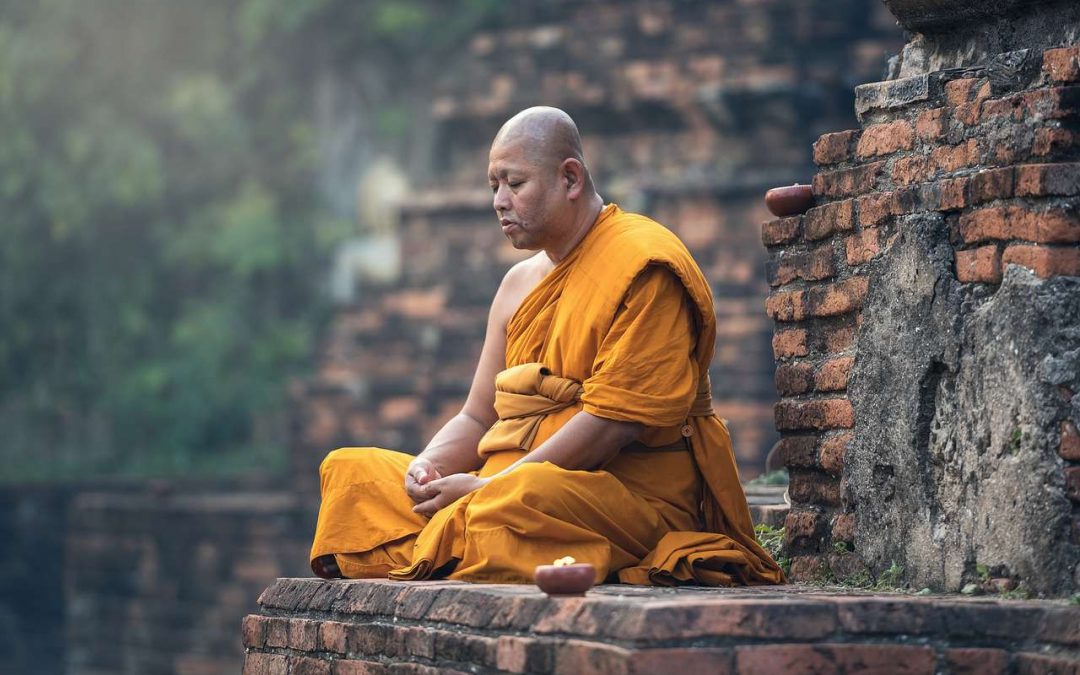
(242, 578, 1080, 674)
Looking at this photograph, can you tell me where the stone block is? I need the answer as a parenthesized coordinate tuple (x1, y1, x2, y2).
(856, 120, 915, 159)
(813, 164, 887, 200)
(956, 245, 1003, 284)
(775, 399, 855, 431)
(1043, 46, 1080, 83)
(813, 130, 860, 166)
(762, 216, 802, 246)
(805, 199, 856, 240)
(735, 644, 936, 674)
(1003, 245, 1080, 277)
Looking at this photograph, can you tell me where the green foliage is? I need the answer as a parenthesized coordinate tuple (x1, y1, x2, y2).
(0, 0, 359, 482)
(875, 561, 905, 590)
(754, 524, 790, 574)
(833, 541, 852, 555)
(975, 563, 991, 583)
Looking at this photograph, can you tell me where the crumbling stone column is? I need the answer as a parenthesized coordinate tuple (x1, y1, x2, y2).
(765, 0, 1080, 594)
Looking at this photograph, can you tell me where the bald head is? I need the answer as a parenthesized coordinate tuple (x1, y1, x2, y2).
(492, 107, 590, 185)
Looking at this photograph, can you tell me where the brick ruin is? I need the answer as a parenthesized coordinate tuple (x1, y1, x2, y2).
(768, 0, 1080, 594)
(238, 1, 1080, 672)
(0, 4, 902, 675)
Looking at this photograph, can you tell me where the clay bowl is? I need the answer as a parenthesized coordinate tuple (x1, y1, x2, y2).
(765, 184, 814, 217)
(534, 563, 596, 595)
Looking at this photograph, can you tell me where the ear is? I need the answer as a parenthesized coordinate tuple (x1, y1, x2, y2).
(560, 159, 586, 200)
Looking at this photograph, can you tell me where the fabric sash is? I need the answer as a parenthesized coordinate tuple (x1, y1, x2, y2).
(476, 362, 713, 456)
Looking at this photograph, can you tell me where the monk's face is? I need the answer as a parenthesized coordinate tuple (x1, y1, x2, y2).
(488, 137, 569, 251)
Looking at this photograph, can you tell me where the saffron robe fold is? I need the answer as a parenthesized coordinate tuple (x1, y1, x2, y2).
(309, 203, 784, 585)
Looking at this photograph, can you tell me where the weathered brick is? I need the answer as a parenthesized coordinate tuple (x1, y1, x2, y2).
(630, 649, 734, 675)
(766, 246, 836, 287)
(1061, 421, 1080, 461)
(496, 635, 553, 674)
(845, 227, 883, 266)
(777, 434, 819, 468)
(735, 644, 936, 674)
(333, 661, 387, 675)
(929, 138, 979, 175)
(804, 199, 855, 240)
(813, 162, 886, 199)
(823, 323, 858, 354)
(956, 245, 1003, 284)
(831, 513, 855, 543)
(1044, 46, 1080, 83)
(813, 130, 859, 166)
(1014, 162, 1080, 197)
(969, 167, 1015, 204)
(819, 433, 851, 475)
(775, 399, 855, 431)
(266, 617, 289, 649)
(319, 621, 348, 654)
(945, 648, 1010, 675)
(785, 509, 824, 550)
(960, 206, 1080, 244)
(815, 357, 854, 391)
(775, 363, 814, 396)
(915, 107, 948, 141)
(1065, 466, 1080, 503)
(290, 656, 332, 675)
(765, 289, 806, 322)
(937, 176, 970, 210)
(244, 653, 289, 675)
(856, 120, 915, 159)
(1033, 127, 1076, 157)
(553, 640, 631, 675)
(788, 470, 843, 505)
(243, 615, 270, 649)
(289, 618, 321, 652)
(891, 154, 931, 186)
(1015, 652, 1080, 675)
(980, 94, 1026, 124)
(855, 74, 936, 119)
(945, 78, 984, 107)
(773, 330, 808, 359)
(1027, 85, 1080, 119)
(788, 555, 825, 582)
(857, 192, 894, 227)
(807, 277, 869, 318)
(1003, 245, 1080, 277)
(762, 215, 802, 246)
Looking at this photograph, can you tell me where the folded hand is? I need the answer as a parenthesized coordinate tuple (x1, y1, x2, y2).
(405, 458, 443, 504)
(412, 473, 490, 518)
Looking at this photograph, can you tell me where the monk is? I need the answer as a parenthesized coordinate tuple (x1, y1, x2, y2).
(309, 106, 784, 586)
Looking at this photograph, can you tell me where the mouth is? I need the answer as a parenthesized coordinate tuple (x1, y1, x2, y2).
(500, 219, 519, 233)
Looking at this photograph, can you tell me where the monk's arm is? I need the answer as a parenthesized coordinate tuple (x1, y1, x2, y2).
(493, 412, 642, 475)
(407, 260, 530, 497)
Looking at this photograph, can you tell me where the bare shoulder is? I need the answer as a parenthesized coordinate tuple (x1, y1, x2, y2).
(492, 253, 553, 326)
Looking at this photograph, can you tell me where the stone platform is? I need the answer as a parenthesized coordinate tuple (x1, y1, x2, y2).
(242, 578, 1078, 674)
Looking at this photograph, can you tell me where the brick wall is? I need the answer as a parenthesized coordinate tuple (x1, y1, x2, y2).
(766, 4, 1080, 593)
(291, 0, 904, 496)
(65, 489, 310, 674)
(240, 578, 1080, 674)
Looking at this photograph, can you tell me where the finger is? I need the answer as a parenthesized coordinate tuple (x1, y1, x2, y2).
(412, 496, 440, 517)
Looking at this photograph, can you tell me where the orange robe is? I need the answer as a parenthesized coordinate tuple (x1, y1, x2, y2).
(310, 204, 784, 586)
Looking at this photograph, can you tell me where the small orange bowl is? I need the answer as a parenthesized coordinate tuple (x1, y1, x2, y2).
(765, 184, 814, 217)
(534, 563, 596, 595)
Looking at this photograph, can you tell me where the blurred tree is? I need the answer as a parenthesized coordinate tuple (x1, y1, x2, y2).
(0, 0, 504, 481)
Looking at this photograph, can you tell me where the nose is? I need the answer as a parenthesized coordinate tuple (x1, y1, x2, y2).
(493, 182, 511, 214)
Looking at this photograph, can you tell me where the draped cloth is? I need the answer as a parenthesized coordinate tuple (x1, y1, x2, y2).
(309, 203, 785, 586)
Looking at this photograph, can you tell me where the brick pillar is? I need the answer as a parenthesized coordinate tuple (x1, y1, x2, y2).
(764, 19, 1080, 592)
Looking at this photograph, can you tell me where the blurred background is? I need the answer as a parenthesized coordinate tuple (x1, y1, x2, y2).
(0, 1, 902, 672)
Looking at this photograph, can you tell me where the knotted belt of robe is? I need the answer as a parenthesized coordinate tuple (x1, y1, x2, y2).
(476, 362, 714, 457)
